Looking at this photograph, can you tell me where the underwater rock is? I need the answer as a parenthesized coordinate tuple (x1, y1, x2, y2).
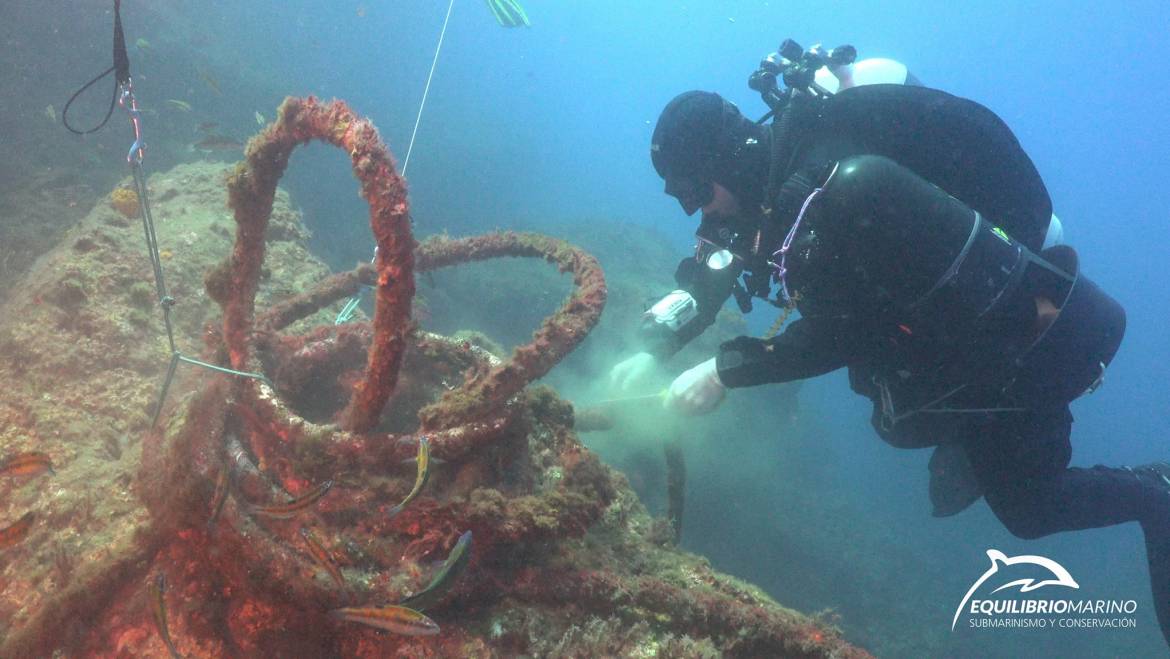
(0, 160, 332, 656)
(108, 186, 140, 219)
(0, 99, 872, 658)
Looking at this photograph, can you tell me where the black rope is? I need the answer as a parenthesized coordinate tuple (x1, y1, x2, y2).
(61, 2, 273, 425)
(112, 0, 130, 85)
(63, 0, 130, 134)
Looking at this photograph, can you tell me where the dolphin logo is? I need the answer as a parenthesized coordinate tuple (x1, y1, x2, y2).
(952, 549, 1080, 630)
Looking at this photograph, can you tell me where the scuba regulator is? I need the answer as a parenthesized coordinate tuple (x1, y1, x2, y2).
(748, 39, 856, 119)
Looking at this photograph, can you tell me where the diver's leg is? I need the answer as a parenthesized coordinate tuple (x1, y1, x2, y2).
(928, 440, 983, 517)
(1145, 502, 1170, 649)
(963, 406, 1170, 645)
(962, 406, 1159, 535)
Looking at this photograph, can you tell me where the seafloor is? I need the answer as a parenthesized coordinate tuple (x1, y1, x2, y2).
(0, 157, 870, 657)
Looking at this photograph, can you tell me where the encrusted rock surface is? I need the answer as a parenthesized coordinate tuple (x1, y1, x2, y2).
(0, 157, 870, 657)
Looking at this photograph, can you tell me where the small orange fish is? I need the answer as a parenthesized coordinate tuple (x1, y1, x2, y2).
(251, 479, 333, 519)
(0, 452, 55, 478)
(330, 604, 439, 636)
(0, 512, 35, 549)
(301, 527, 346, 590)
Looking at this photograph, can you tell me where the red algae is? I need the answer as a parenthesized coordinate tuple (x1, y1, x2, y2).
(0, 97, 873, 658)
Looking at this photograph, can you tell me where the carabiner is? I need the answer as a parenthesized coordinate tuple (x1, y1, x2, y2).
(118, 80, 145, 165)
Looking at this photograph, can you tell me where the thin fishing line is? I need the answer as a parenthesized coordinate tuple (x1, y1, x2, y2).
(336, 0, 455, 325)
(402, 0, 455, 176)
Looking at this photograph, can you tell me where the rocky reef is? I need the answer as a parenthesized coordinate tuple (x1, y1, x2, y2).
(0, 98, 870, 657)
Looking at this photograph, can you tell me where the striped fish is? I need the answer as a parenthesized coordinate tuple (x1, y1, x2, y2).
(251, 479, 333, 519)
(301, 527, 346, 590)
(149, 573, 183, 659)
(331, 604, 439, 636)
(388, 437, 429, 518)
(399, 530, 472, 611)
(0, 512, 35, 549)
(0, 452, 55, 478)
(207, 467, 230, 529)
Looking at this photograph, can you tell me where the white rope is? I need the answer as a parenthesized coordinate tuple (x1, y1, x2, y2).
(401, 0, 456, 176)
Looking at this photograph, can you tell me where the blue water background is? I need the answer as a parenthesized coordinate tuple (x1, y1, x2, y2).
(39, 1, 1170, 656)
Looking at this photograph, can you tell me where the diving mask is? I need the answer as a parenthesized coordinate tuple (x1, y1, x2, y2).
(665, 176, 714, 217)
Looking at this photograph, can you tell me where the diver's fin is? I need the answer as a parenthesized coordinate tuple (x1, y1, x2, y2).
(928, 442, 983, 517)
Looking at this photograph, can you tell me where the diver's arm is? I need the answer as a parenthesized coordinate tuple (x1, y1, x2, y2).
(715, 317, 847, 387)
(636, 290, 720, 360)
(612, 257, 735, 392)
(665, 316, 844, 415)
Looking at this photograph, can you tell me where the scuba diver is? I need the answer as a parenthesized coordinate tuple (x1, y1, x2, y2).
(618, 40, 1170, 645)
(613, 48, 1065, 515)
(611, 51, 1063, 392)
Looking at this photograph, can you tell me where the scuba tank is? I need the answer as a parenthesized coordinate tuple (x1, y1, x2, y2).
(787, 153, 1124, 417)
(813, 56, 922, 92)
(749, 40, 1125, 416)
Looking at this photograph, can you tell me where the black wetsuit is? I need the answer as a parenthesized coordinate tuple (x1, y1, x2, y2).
(649, 84, 1142, 543)
(642, 84, 1052, 360)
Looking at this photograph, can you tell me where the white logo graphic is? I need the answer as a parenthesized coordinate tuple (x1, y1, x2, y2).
(952, 549, 1080, 630)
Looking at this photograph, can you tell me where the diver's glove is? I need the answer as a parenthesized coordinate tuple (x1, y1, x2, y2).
(609, 352, 658, 392)
(664, 357, 726, 416)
